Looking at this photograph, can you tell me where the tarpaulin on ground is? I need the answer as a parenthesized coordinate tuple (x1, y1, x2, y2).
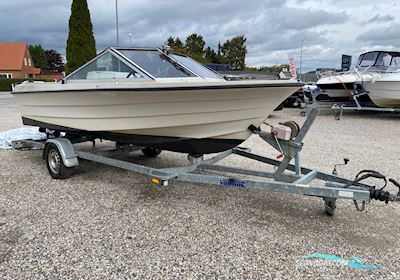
(0, 126, 46, 149)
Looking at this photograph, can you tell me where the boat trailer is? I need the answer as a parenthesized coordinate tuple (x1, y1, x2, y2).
(302, 90, 400, 120)
(13, 107, 400, 216)
(332, 91, 400, 120)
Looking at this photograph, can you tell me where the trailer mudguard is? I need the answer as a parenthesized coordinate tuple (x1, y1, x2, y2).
(44, 138, 79, 167)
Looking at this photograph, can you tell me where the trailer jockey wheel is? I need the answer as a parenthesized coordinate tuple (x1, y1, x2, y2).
(323, 197, 337, 216)
(142, 147, 162, 158)
(44, 143, 73, 180)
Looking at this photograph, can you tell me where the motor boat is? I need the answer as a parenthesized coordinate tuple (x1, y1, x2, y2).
(12, 47, 301, 155)
(363, 72, 400, 108)
(315, 51, 400, 100)
(316, 71, 360, 100)
(361, 54, 400, 108)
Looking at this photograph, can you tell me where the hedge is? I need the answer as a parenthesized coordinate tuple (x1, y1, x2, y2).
(0, 78, 53, 91)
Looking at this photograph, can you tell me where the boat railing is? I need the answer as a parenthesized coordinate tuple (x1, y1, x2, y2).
(353, 65, 400, 78)
(316, 70, 343, 79)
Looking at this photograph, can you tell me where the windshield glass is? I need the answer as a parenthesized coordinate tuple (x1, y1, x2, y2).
(358, 52, 379, 67)
(119, 50, 196, 78)
(68, 52, 144, 80)
(387, 56, 400, 72)
(375, 53, 392, 67)
(171, 54, 222, 79)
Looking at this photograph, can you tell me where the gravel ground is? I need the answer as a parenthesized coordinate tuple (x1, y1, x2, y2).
(1, 92, 400, 279)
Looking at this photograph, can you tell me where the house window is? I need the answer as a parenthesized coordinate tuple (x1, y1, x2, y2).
(28, 58, 32, 66)
(24, 58, 27, 66)
(0, 73, 12, 79)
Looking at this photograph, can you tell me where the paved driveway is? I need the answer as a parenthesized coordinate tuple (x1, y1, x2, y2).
(0, 92, 15, 108)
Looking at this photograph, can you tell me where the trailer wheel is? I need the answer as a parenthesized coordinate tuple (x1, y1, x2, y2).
(44, 143, 73, 179)
(142, 147, 162, 158)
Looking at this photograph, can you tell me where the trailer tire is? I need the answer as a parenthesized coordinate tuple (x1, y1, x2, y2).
(142, 147, 162, 158)
(44, 143, 73, 179)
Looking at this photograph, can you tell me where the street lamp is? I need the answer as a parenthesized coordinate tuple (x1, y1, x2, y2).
(115, 0, 119, 47)
(129, 33, 133, 47)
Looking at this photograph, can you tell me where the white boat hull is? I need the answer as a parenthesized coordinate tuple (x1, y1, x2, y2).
(13, 81, 300, 154)
(322, 89, 352, 98)
(364, 75, 400, 108)
(316, 73, 359, 99)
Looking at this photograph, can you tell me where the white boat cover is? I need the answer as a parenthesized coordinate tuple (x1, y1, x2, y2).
(0, 126, 46, 150)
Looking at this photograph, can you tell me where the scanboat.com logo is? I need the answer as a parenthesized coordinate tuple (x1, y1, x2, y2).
(301, 253, 383, 269)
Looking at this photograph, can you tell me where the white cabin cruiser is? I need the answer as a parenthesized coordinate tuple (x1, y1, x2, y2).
(315, 51, 400, 100)
(362, 53, 400, 108)
(12, 47, 301, 155)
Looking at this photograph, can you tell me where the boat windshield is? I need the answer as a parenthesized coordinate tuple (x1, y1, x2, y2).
(67, 52, 144, 80)
(374, 52, 392, 68)
(171, 54, 222, 79)
(387, 56, 400, 72)
(119, 50, 196, 78)
(65, 47, 225, 82)
(356, 51, 400, 72)
(357, 52, 379, 67)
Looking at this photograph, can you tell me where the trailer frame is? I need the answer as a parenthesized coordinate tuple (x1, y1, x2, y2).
(301, 90, 400, 120)
(12, 106, 400, 215)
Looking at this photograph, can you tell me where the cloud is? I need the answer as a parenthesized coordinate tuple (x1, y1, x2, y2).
(356, 24, 400, 46)
(364, 14, 395, 24)
(0, 0, 399, 72)
(271, 8, 347, 30)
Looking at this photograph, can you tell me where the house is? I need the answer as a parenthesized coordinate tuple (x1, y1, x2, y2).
(0, 42, 41, 79)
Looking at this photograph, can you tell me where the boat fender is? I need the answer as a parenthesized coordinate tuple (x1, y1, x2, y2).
(44, 138, 79, 168)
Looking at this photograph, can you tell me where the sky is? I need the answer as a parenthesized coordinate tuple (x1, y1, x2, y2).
(0, 0, 399, 72)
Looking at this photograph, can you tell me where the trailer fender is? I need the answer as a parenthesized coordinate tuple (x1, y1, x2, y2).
(44, 138, 79, 167)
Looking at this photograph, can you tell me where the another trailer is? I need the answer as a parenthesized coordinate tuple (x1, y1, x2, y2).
(301, 90, 400, 120)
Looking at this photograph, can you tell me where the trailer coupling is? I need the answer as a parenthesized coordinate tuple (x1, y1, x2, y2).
(352, 170, 400, 206)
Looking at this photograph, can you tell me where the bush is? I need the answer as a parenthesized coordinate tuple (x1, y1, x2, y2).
(0, 78, 53, 92)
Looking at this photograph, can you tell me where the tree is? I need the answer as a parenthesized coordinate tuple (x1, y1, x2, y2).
(167, 36, 175, 48)
(258, 64, 290, 73)
(204, 47, 217, 63)
(213, 42, 227, 64)
(165, 34, 247, 67)
(166, 36, 187, 55)
(45, 49, 65, 72)
(185, 34, 205, 55)
(220, 35, 247, 70)
(65, 0, 96, 74)
(28, 45, 48, 71)
(175, 37, 184, 49)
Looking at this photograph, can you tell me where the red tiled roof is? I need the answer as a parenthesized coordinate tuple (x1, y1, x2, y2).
(0, 42, 28, 70)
